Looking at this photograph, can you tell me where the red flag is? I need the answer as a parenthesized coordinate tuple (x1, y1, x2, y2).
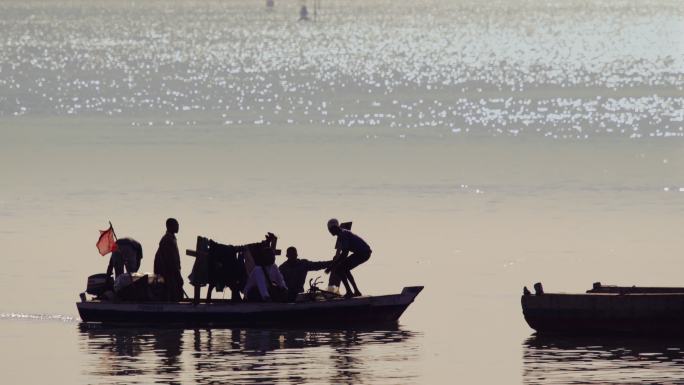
(96, 225, 117, 256)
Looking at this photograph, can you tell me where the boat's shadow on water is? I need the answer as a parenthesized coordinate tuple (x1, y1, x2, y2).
(78, 323, 420, 384)
(523, 334, 684, 384)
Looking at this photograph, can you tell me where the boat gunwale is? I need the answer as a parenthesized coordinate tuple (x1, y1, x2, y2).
(523, 292, 684, 298)
(76, 286, 423, 324)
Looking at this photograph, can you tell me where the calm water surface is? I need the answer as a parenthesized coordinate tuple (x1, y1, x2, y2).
(1, 0, 683, 383)
(524, 336, 684, 384)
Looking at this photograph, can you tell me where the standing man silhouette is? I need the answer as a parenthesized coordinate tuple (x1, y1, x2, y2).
(154, 218, 184, 301)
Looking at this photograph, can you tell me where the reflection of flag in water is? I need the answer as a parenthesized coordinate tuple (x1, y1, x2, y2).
(96, 224, 117, 256)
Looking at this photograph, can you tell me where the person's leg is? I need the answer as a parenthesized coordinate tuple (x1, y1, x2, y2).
(114, 262, 123, 278)
(339, 272, 353, 297)
(255, 269, 271, 301)
(345, 270, 361, 296)
(168, 282, 178, 302)
(174, 281, 184, 302)
(343, 252, 371, 296)
(193, 285, 201, 305)
(328, 267, 343, 293)
(230, 285, 242, 302)
(246, 286, 265, 302)
(206, 284, 214, 303)
(331, 262, 352, 297)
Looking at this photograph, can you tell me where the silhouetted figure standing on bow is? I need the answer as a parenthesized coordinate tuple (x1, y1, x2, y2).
(154, 218, 184, 302)
(326, 219, 371, 298)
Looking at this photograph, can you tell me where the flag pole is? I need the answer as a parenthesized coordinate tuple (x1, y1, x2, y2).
(109, 221, 118, 241)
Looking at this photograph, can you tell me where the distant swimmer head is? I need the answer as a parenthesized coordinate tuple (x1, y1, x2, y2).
(166, 218, 179, 234)
(327, 218, 340, 235)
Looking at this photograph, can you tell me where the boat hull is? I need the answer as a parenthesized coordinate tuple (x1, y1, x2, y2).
(522, 293, 684, 335)
(78, 286, 423, 327)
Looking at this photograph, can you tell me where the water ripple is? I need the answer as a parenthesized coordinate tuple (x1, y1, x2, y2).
(0, 312, 79, 323)
(0, 0, 681, 139)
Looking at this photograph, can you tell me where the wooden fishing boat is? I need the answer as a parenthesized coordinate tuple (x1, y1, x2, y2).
(77, 286, 423, 327)
(522, 282, 684, 335)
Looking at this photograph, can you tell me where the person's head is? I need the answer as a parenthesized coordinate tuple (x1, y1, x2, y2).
(286, 246, 298, 260)
(327, 218, 340, 236)
(166, 218, 179, 234)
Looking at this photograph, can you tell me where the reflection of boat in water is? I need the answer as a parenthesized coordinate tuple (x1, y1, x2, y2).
(77, 286, 423, 326)
(522, 282, 684, 335)
(79, 324, 417, 354)
(79, 324, 419, 384)
(523, 334, 684, 384)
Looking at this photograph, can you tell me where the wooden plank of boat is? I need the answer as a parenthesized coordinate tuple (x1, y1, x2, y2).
(77, 286, 423, 327)
(522, 287, 684, 335)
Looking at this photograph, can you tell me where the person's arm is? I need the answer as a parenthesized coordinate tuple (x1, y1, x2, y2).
(172, 240, 181, 270)
(325, 250, 348, 273)
(106, 256, 113, 276)
(303, 259, 332, 271)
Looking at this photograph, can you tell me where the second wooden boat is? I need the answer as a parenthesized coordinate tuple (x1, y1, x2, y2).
(522, 282, 684, 335)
